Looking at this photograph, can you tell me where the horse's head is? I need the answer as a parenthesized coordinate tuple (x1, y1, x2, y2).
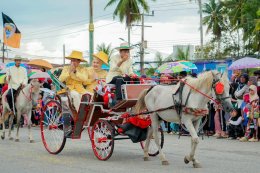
(30, 79, 42, 107)
(211, 71, 234, 113)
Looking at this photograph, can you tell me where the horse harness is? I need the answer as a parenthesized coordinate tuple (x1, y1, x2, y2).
(21, 83, 35, 102)
(132, 73, 227, 118)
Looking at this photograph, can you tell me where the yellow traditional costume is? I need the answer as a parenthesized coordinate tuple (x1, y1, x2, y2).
(58, 50, 88, 111)
(84, 51, 108, 93)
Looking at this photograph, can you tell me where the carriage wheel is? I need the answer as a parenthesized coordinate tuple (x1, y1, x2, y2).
(40, 100, 66, 154)
(91, 120, 114, 161)
(140, 127, 164, 156)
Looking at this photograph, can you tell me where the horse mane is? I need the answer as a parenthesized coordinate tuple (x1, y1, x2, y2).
(185, 71, 215, 91)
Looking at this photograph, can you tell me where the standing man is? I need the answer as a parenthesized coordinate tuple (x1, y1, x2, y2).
(59, 50, 88, 112)
(106, 42, 135, 101)
(6, 56, 28, 113)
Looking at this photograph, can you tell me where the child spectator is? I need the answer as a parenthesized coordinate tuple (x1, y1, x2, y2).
(31, 93, 44, 126)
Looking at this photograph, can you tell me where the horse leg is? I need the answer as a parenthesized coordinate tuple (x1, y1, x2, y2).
(27, 111, 34, 143)
(143, 126, 153, 161)
(183, 118, 202, 168)
(152, 115, 168, 165)
(1, 110, 7, 140)
(8, 114, 14, 140)
(15, 111, 21, 142)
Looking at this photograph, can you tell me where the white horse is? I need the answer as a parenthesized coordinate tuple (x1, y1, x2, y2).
(0, 79, 41, 142)
(135, 70, 234, 167)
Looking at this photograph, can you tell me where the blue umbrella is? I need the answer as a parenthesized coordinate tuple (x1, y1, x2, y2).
(5, 62, 28, 68)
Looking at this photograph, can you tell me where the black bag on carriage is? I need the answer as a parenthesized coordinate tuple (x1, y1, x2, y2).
(119, 123, 148, 143)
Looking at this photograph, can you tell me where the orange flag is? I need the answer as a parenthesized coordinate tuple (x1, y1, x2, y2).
(2, 13, 21, 48)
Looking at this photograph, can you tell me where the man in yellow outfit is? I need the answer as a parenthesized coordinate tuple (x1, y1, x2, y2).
(85, 51, 108, 93)
(59, 50, 88, 112)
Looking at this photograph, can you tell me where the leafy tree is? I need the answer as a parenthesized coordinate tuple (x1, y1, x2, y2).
(105, 0, 155, 43)
(96, 43, 114, 59)
(202, 0, 225, 58)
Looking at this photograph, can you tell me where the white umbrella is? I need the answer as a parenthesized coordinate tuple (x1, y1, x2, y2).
(29, 72, 50, 79)
(228, 57, 260, 70)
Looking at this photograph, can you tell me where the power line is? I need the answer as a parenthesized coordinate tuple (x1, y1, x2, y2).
(22, 21, 119, 40)
(24, 13, 113, 36)
(156, 8, 198, 12)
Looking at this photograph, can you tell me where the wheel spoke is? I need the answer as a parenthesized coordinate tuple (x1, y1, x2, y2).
(41, 101, 65, 154)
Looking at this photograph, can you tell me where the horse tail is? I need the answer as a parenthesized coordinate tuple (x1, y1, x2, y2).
(134, 89, 149, 114)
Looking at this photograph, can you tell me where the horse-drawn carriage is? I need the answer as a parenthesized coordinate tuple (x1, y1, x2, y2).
(40, 80, 164, 160)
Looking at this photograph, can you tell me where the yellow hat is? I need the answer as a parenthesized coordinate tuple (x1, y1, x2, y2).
(93, 51, 109, 65)
(65, 50, 87, 62)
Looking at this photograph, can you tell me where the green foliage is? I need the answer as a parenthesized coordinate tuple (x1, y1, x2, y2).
(96, 43, 114, 59)
(202, 0, 260, 58)
(176, 47, 190, 60)
(105, 0, 156, 26)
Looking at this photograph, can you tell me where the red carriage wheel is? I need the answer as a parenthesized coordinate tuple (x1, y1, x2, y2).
(140, 127, 164, 156)
(40, 100, 66, 154)
(91, 120, 114, 161)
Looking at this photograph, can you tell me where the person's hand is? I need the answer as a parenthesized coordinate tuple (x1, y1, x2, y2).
(8, 75, 11, 81)
(70, 65, 76, 74)
(121, 54, 129, 62)
(21, 84, 26, 88)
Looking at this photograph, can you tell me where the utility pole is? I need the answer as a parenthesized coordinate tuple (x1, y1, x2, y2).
(89, 0, 94, 64)
(132, 11, 154, 75)
(63, 44, 65, 65)
(198, 0, 204, 59)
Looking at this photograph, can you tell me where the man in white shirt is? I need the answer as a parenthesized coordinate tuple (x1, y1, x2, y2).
(6, 56, 28, 113)
(106, 43, 135, 101)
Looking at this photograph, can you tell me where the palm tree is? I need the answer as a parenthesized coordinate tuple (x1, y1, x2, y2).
(202, 0, 224, 59)
(96, 43, 114, 59)
(175, 47, 190, 61)
(104, 0, 155, 44)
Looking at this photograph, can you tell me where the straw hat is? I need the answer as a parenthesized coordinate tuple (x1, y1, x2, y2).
(115, 42, 132, 50)
(65, 50, 87, 62)
(14, 55, 22, 61)
(93, 51, 109, 65)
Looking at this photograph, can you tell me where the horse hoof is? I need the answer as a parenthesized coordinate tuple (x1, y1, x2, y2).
(143, 157, 149, 161)
(15, 139, 20, 142)
(9, 137, 14, 140)
(1, 136, 5, 140)
(193, 163, 202, 168)
(30, 140, 35, 143)
(162, 161, 169, 165)
(184, 156, 190, 164)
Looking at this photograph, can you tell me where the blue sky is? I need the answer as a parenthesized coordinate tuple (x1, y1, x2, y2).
(1, 0, 210, 64)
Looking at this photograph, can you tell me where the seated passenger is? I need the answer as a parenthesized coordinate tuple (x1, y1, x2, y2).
(85, 51, 108, 93)
(106, 43, 135, 101)
(59, 50, 88, 112)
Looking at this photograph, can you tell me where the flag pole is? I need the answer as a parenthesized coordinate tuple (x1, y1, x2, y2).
(2, 42, 4, 63)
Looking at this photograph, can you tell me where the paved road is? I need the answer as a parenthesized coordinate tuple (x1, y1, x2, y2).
(0, 127, 259, 173)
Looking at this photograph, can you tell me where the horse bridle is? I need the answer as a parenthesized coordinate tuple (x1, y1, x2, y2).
(21, 83, 35, 101)
(211, 72, 230, 103)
